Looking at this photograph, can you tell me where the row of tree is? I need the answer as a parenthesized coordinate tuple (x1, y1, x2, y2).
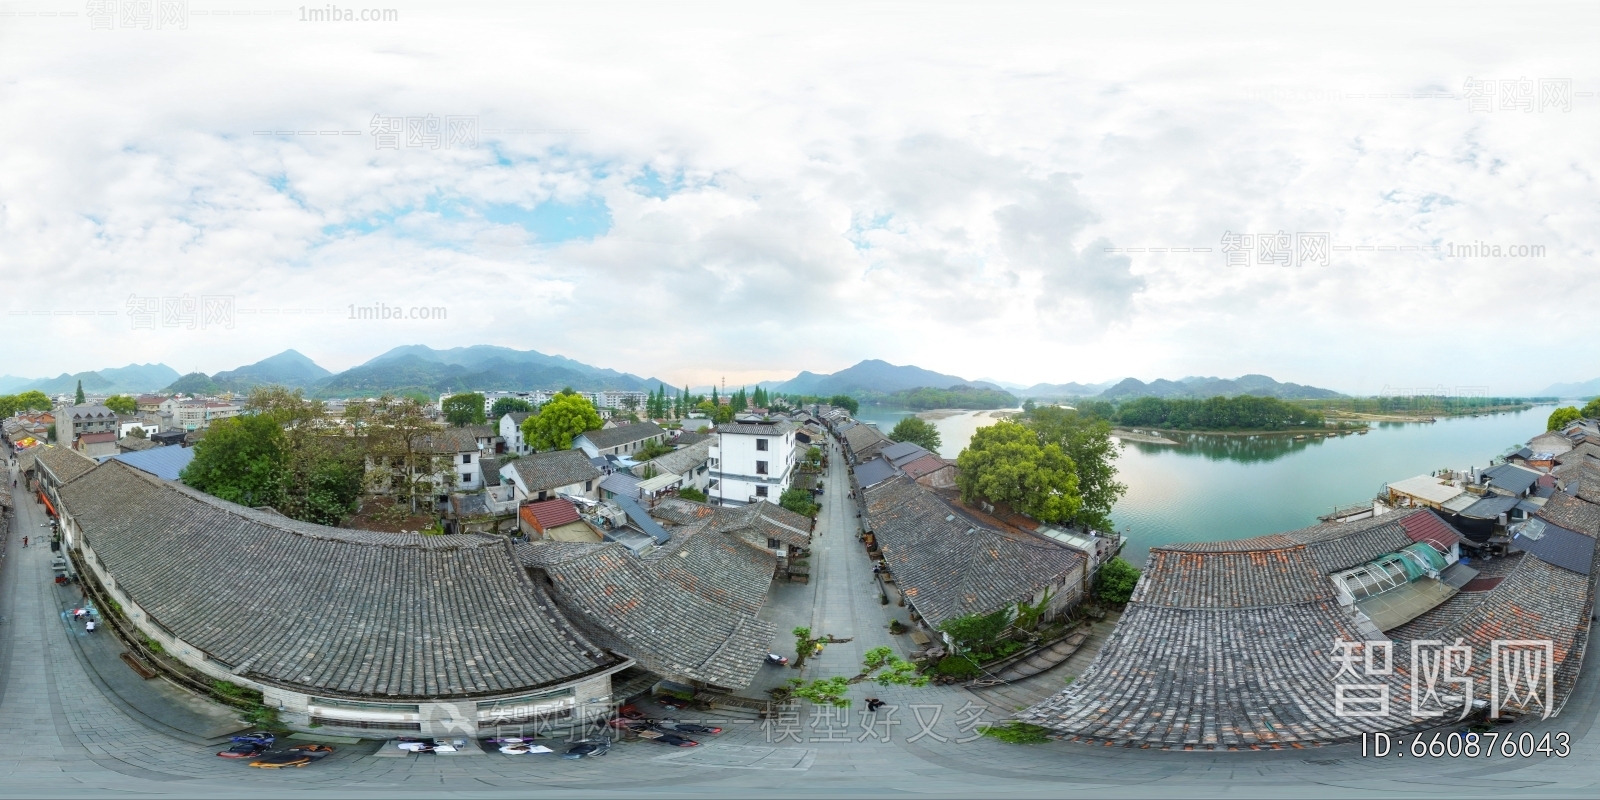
(1548, 400, 1600, 431)
(880, 385, 1016, 411)
(0, 391, 52, 418)
(1102, 395, 1324, 431)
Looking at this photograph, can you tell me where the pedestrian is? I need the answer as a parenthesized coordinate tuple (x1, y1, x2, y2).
(85, 620, 95, 633)
(22, 536, 27, 548)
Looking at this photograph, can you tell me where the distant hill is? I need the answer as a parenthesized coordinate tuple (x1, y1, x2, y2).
(13, 363, 180, 396)
(164, 372, 223, 395)
(1538, 377, 1600, 398)
(1099, 374, 1343, 401)
(1021, 380, 1122, 398)
(0, 375, 33, 394)
(212, 349, 331, 389)
(310, 346, 677, 398)
(773, 360, 1001, 396)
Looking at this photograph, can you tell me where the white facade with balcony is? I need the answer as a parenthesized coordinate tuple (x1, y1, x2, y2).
(708, 421, 797, 506)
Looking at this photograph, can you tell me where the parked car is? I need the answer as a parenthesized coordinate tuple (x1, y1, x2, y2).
(216, 741, 269, 759)
(247, 745, 334, 769)
(647, 732, 699, 748)
(654, 720, 722, 735)
(561, 739, 611, 760)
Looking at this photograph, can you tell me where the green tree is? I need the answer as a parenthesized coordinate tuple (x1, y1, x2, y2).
(74, 380, 85, 405)
(105, 395, 137, 415)
(126, 426, 147, 439)
(939, 607, 1012, 652)
(1583, 398, 1600, 420)
(712, 404, 735, 424)
(1022, 399, 1036, 412)
(955, 420, 1082, 524)
(489, 397, 535, 418)
(784, 646, 929, 707)
(1548, 406, 1583, 431)
(1094, 557, 1141, 605)
(244, 387, 365, 525)
(1021, 406, 1126, 532)
(442, 392, 487, 427)
(14, 390, 51, 411)
(889, 416, 942, 452)
(179, 414, 288, 508)
(779, 487, 820, 518)
(0, 396, 16, 419)
(359, 395, 454, 514)
(789, 627, 852, 672)
(523, 393, 604, 450)
(828, 394, 859, 415)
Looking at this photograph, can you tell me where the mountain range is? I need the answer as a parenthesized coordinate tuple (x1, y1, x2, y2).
(766, 360, 1002, 396)
(0, 364, 181, 396)
(1537, 377, 1600, 398)
(1097, 375, 1344, 400)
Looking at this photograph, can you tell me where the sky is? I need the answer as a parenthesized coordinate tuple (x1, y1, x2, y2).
(1, 1, 1596, 395)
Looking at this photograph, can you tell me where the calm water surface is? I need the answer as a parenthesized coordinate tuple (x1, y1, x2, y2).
(853, 403, 1552, 566)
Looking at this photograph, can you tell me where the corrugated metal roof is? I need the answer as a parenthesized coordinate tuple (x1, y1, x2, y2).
(108, 445, 195, 481)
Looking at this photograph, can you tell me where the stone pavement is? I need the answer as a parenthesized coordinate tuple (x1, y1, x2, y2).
(4, 453, 1600, 797)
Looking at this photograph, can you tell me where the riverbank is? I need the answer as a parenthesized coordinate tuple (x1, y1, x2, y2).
(913, 408, 1017, 421)
(1111, 429, 1179, 445)
(1314, 403, 1533, 423)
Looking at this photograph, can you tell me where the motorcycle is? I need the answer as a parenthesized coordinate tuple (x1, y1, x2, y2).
(766, 653, 789, 666)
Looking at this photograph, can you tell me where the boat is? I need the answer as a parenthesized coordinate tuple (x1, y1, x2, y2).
(1357, 429, 1368, 434)
(1294, 435, 1306, 440)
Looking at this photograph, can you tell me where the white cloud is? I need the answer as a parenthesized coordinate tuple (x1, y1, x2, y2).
(0, 2, 1595, 393)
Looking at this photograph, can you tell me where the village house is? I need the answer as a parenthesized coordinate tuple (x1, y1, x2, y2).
(519, 497, 602, 542)
(501, 449, 602, 502)
(54, 404, 119, 444)
(499, 411, 534, 455)
(635, 438, 714, 494)
(708, 419, 797, 506)
(573, 422, 667, 458)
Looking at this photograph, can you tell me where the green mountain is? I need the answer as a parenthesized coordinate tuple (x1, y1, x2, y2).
(11, 363, 181, 396)
(772, 359, 1003, 396)
(1098, 375, 1343, 401)
(163, 372, 223, 395)
(212, 349, 332, 389)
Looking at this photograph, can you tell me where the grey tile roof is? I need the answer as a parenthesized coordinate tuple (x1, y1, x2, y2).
(1554, 442, 1600, 465)
(1135, 546, 1331, 608)
(413, 427, 480, 454)
(878, 441, 928, 464)
(717, 420, 795, 437)
(580, 422, 665, 451)
(480, 456, 503, 487)
(852, 457, 898, 489)
(508, 450, 602, 493)
(841, 424, 891, 453)
(1461, 493, 1521, 519)
(61, 460, 620, 700)
(519, 523, 777, 690)
(710, 501, 813, 550)
(1482, 462, 1541, 496)
(671, 431, 711, 447)
(116, 436, 158, 452)
(1538, 493, 1600, 537)
(641, 439, 712, 477)
(1511, 518, 1596, 575)
(862, 477, 1084, 627)
(34, 445, 98, 485)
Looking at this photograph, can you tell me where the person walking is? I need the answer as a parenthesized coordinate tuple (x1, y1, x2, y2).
(22, 536, 27, 548)
(85, 620, 96, 633)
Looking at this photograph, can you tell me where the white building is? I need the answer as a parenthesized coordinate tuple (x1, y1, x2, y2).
(636, 439, 714, 494)
(709, 420, 797, 506)
(499, 412, 535, 455)
(162, 399, 240, 432)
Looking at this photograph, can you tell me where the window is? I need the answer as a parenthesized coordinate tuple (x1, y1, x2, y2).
(463, 453, 472, 464)
(756, 461, 768, 475)
(461, 472, 472, 483)
(756, 486, 769, 497)
(756, 438, 769, 451)
(584, 480, 593, 492)
(767, 537, 780, 549)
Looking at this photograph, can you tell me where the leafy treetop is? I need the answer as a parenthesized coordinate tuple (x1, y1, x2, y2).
(442, 392, 487, 427)
(523, 393, 604, 450)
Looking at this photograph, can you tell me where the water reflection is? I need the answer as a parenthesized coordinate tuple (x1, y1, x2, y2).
(1123, 431, 1353, 464)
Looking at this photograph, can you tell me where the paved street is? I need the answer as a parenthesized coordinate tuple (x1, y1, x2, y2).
(3, 448, 1600, 798)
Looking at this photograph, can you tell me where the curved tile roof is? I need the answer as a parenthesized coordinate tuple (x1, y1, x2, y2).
(62, 460, 620, 700)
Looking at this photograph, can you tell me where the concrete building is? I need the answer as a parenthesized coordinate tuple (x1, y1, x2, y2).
(709, 420, 797, 506)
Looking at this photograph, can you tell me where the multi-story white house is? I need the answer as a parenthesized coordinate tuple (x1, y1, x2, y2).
(709, 420, 797, 506)
(499, 412, 535, 455)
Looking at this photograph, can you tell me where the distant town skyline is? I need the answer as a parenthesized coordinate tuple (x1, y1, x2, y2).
(1, 3, 1594, 395)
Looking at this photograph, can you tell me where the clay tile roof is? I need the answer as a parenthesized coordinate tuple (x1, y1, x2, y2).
(60, 461, 620, 700)
(523, 498, 582, 530)
(899, 454, 949, 480)
(1397, 509, 1461, 552)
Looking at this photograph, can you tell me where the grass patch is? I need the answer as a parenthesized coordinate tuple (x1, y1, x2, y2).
(979, 722, 1053, 744)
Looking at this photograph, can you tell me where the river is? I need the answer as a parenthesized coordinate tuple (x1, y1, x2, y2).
(851, 403, 1553, 566)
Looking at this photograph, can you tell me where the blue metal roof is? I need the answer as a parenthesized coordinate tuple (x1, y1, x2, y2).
(108, 446, 195, 481)
(1481, 463, 1540, 496)
(853, 457, 898, 489)
(1511, 519, 1595, 575)
(613, 495, 671, 545)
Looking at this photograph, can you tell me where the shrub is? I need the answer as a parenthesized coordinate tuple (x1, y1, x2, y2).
(888, 620, 908, 635)
(979, 722, 1052, 744)
(935, 656, 981, 679)
(1094, 557, 1141, 605)
(678, 487, 707, 502)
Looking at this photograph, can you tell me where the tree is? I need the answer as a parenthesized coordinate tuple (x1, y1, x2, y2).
(955, 420, 1082, 524)
(1094, 557, 1141, 605)
(784, 646, 930, 708)
(1021, 406, 1126, 532)
(1022, 399, 1036, 412)
(244, 386, 365, 525)
(127, 426, 147, 439)
(489, 397, 535, 419)
(105, 395, 137, 415)
(523, 393, 603, 451)
(939, 607, 1012, 653)
(712, 404, 735, 424)
(442, 392, 486, 427)
(14, 390, 49, 412)
(1548, 406, 1583, 431)
(889, 416, 942, 452)
(74, 380, 85, 405)
(789, 627, 852, 673)
(1584, 398, 1600, 420)
(361, 395, 450, 514)
(779, 487, 820, 518)
(180, 414, 288, 508)
(828, 394, 859, 415)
